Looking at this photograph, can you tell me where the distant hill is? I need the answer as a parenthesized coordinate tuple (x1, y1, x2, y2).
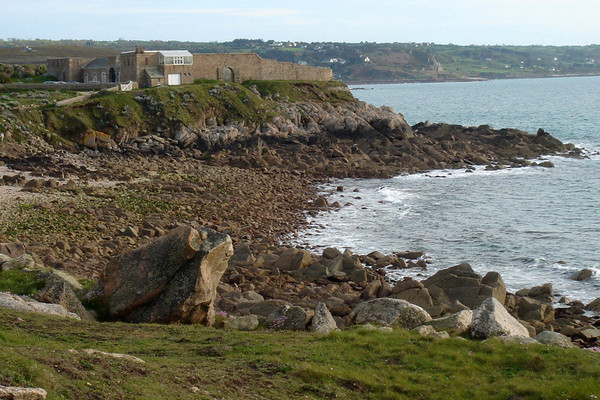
(1, 38, 599, 83)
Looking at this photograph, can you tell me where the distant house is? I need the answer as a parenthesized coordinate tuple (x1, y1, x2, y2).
(363, 57, 371, 63)
(47, 46, 332, 88)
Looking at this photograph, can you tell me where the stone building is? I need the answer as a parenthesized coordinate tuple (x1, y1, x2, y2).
(47, 46, 332, 87)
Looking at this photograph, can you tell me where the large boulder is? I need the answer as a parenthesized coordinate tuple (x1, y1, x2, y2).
(35, 274, 91, 320)
(516, 297, 555, 323)
(89, 225, 233, 325)
(274, 248, 312, 271)
(349, 298, 432, 329)
(310, 302, 338, 334)
(391, 278, 434, 309)
(471, 297, 529, 339)
(224, 314, 259, 331)
(422, 263, 506, 310)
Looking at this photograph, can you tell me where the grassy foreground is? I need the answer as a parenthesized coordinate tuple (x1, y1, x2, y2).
(0, 308, 599, 399)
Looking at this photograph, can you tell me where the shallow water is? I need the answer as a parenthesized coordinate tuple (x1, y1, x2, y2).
(296, 76, 600, 303)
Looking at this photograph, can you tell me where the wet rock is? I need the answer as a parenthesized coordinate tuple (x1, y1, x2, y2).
(471, 297, 529, 339)
(322, 247, 342, 260)
(585, 298, 600, 312)
(89, 225, 232, 325)
(573, 268, 593, 281)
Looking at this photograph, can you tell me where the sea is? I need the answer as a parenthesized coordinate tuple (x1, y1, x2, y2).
(295, 76, 600, 304)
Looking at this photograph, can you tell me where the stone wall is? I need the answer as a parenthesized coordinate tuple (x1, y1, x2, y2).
(192, 53, 332, 83)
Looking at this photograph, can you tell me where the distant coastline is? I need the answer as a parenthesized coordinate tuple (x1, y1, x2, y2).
(345, 72, 600, 85)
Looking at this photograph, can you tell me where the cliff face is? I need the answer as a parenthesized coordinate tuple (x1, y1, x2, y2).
(0, 80, 579, 177)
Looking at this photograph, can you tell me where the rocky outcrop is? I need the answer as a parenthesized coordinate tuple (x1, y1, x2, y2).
(89, 225, 233, 325)
(422, 263, 506, 312)
(471, 297, 529, 339)
(349, 298, 432, 329)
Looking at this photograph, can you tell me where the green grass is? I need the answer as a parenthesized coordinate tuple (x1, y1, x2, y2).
(0, 270, 46, 296)
(0, 308, 598, 399)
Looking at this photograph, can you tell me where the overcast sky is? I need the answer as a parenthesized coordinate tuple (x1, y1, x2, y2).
(2, 0, 599, 45)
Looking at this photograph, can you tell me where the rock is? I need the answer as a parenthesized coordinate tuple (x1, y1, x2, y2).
(82, 349, 145, 364)
(90, 225, 233, 325)
(578, 328, 600, 340)
(310, 303, 338, 334)
(426, 310, 473, 335)
(516, 297, 555, 323)
(274, 248, 312, 271)
(349, 298, 432, 329)
(0, 385, 47, 399)
(266, 305, 310, 330)
(573, 268, 594, 281)
(245, 299, 292, 317)
(360, 280, 382, 300)
(423, 263, 498, 309)
(0, 253, 11, 267)
(495, 335, 539, 345)
(0, 293, 80, 319)
(585, 298, 600, 312)
(534, 331, 575, 348)
(429, 331, 450, 339)
(412, 325, 437, 336)
(524, 283, 553, 303)
(471, 297, 529, 339)
(322, 248, 342, 259)
(224, 314, 259, 331)
(391, 278, 434, 309)
(228, 244, 255, 268)
(2, 254, 36, 270)
(34, 274, 91, 320)
(480, 271, 507, 305)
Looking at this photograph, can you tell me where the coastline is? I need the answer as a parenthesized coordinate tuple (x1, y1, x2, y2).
(344, 72, 600, 86)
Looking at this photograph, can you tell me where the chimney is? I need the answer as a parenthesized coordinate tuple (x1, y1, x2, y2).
(135, 46, 144, 54)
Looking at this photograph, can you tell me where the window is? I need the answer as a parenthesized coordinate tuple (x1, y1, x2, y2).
(101, 72, 107, 83)
(92, 73, 97, 82)
(145, 57, 148, 66)
(84, 73, 88, 83)
(173, 56, 184, 65)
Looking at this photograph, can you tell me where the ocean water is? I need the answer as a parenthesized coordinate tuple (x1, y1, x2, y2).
(295, 76, 600, 303)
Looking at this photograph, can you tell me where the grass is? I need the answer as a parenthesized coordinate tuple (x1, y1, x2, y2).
(0, 270, 46, 296)
(0, 308, 598, 399)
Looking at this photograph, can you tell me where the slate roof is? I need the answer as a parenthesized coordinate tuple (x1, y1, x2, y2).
(83, 57, 108, 69)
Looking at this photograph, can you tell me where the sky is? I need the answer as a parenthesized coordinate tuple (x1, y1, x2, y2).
(2, 0, 600, 46)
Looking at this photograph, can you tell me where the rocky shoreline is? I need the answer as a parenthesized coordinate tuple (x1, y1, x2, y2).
(0, 81, 598, 357)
